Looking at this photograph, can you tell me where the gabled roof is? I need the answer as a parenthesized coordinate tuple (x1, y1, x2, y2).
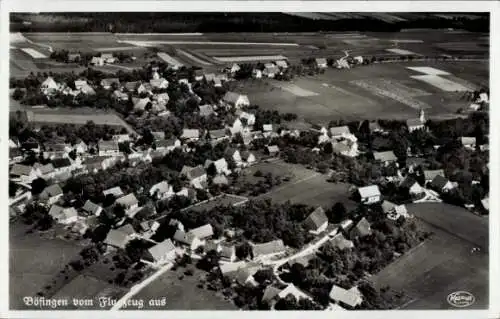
(267, 145, 280, 153)
(209, 129, 227, 139)
(381, 200, 396, 213)
(406, 118, 423, 127)
(45, 143, 70, 152)
(39, 163, 55, 175)
(42, 184, 63, 197)
(461, 136, 476, 146)
(275, 60, 288, 68)
(103, 186, 124, 198)
(181, 129, 200, 139)
(358, 185, 381, 198)
(150, 78, 169, 88)
(199, 104, 216, 117)
(148, 239, 175, 261)
(330, 233, 354, 250)
(132, 97, 151, 110)
(329, 126, 350, 136)
(263, 124, 273, 132)
(10, 164, 33, 176)
(116, 193, 138, 208)
(223, 91, 243, 104)
(304, 206, 328, 230)
(213, 175, 229, 185)
(278, 283, 312, 301)
(51, 158, 72, 168)
(220, 244, 235, 259)
(156, 138, 179, 148)
(373, 151, 397, 162)
(98, 140, 119, 152)
(100, 78, 120, 87)
(149, 181, 170, 196)
(182, 165, 206, 180)
(173, 229, 199, 245)
(431, 175, 450, 190)
(424, 169, 445, 181)
(262, 285, 282, 303)
(104, 227, 133, 249)
(350, 217, 372, 238)
(82, 200, 102, 215)
(252, 239, 285, 257)
(188, 224, 214, 239)
(315, 58, 327, 64)
(48, 204, 64, 219)
(329, 285, 363, 308)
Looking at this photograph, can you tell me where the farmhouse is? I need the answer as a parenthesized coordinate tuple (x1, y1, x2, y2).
(350, 217, 372, 238)
(112, 134, 131, 143)
(208, 129, 229, 144)
(373, 151, 398, 165)
(149, 181, 174, 200)
(220, 244, 237, 262)
(461, 137, 476, 150)
(223, 92, 250, 108)
(10, 164, 39, 183)
(330, 233, 354, 250)
(278, 283, 312, 302)
(399, 176, 425, 198)
(266, 145, 280, 157)
(329, 285, 364, 309)
(275, 60, 288, 69)
(132, 97, 151, 111)
(406, 110, 426, 132)
(115, 193, 139, 214)
(155, 138, 181, 152)
(83, 155, 117, 173)
(40, 184, 64, 205)
(251, 239, 285, 259)
(332, 140, 358, 158)
(304, 206, 329, 234)
(40, 77, 60, 94)
(82, 200, 103, 216)
(430, 175, 455, 193)
(315, 58, 328, 69)
(98, 140, 120, 156)
(39, 163, 55, 178)
(101, 53, 116, 64)
(329, 126, 351, 139)
(100, 78, 120, 90)
(48, 205, 78, 225)
(188, 224, 214, 240)
(199, 104, 216, 117)
(181, 165, 207, 189)
(263, 65, 280, 78)
(173, 229, 204, 250)
(67, 53, 81, 62)
(104, 224, 137, 249)
(181, 129, 200, 141)
(212, 158, 231, 175)
(51, 158, 73, 173)
(90, 56, 104, 66)
(381, 201, 410, 220)
(143, 239, 177, 266)
(113, 90, 129, 101)
(357, 185, 381, 204)
(103, 186, 124, 198)
(240, 151, 256, 166)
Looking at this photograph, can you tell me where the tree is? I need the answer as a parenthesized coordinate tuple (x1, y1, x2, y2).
(253, 268, 274, 285)
(12, 88, 25, 100)
(196, 250, 220, 272)
(9, 181, 19, 197)
(327, 202, 347, 223)
(31, 178, 48, 195)
(236, 242, 253, 260)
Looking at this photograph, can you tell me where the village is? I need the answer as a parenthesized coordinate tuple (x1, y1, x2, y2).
(9, 28, 490, 310)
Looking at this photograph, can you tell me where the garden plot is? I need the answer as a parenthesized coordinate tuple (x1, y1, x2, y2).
(342, 38, 380, 46)
(386, 48, 420, 55)
(406, 66, 450, 75)
(177, 49, 213, 66)
(410, 75, 471, 92)
(270, 82, 319, 97)
(20, 48, 48, 59)
(95, 46, 145, 52)
(120, 40, 299, 47)
(213, 55, 288, 63)
(350, 79, 432, 110)
(390, 39, 424, 44)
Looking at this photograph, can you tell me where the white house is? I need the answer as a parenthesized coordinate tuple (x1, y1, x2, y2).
(143, 239, 177, 267)
(358, 185, 381, 204)
(222, 92, 250, 108)
(48, 205, 78, 225)
(40, 77, 60, 95)
(40, 184, 64, 205)
(150, 78, 169, 90)
(329, 285, 364, 309)
(315, 58, 328, 69)
(181, 165, 208, 189)
(149, 181, 174, 200)
(304, 206, 329, 234)
(173, 229, 204, 250)
(252, 69, 262, 79)
(461, 137, 476, 150)
(275, 60, 288, 69)
(213, 158, 231, 175)
(115, 193, 139, 215)
(252, 240, 286, 260)
(10, 164, 39, 183)
(181, 129, 200, 141)
(155, 138, 181, 153)
(230, 63, 241, 74)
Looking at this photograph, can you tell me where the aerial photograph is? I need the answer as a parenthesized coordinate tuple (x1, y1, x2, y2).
(8, 12, 489, 311)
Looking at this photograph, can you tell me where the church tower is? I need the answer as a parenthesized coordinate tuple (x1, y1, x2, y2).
(419, 108, 426, 124)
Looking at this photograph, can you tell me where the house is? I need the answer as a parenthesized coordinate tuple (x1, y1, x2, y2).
(213, 175, 229, 186)
(219, 244, 237, 262)
(330, 233, 354, 250)
(173, 229, 204, 250)
(39, 184, 64, 205)
(224, 148, 242, 166)
(424, 169, 445, 183)
(430, 175, 455, 193)
(68, 53, 81, 62)
(21, 141, 41, 153)
(275, 60, 288, 69)
(399, 176, 425, 198)
(193, 69, 204, 81)
(251, 239, 286, 259)
(103, 186, 124, 198)
(329, 126, 351, 139)
(154, 92, 170, 105)
(100, 78, 120, 90)
(278, 283, 312, 302)
(237, 111, 256, 126)
(263, 124, 273, 134)
(10, 164, 39, 183)
(262, 285, 283, 305)
(373, 151, 398, 165)
(181, 165, 207, 189)
(213, 158, 230, 175)
(263, 65, 280, 78)
(112, 134, 132, 143)
(381, 201, 410, 220)
(82, 200, 103, 216)
(132, 97, 151, 111)
(51, 158, 73, 174)
(181, 129, 200, 141)
(188, 224, 214, 240)
(406, 118, 425, 132)
(357, 185, 381, 204)
(240, 151, 256, 165)
(74, 79, 88, 90)
(304, 206, 329, 234)
(40, 77, 59, 94)
(149, 181, 174, 200)
(252, 69, 262, 79)
(266, 145, 280, 157)
(83, 156, 117, 173)
(461, 137, 476, 150)
(43, 143, 71, 159)
(222, 92, 250, 108)
(113, 90, 129, 101)
(151, 131, 165, 141)
(39, 163, 55, 178)
(155, 138, 181, 153)
(228, 118, 244, 135)
(332, 140, 358, 158)
(9, 148, 23, 163)
(315, 58, 328, 68)
(73, 139, 88, 154)
(481, 197, 489, 212)
(48, 205, 78, 225)
(350, 217, 372, 238)
(98, 140, 120, 156)
(79, 83, 96, 95)
(199, 104, 216, 117)
(143, 239, 177, 266)
(329, 285, 364, 309)
(150, 78, 169, 89)
(208, 129, 229, 144)
(204, 73, 215, 82)
(104, 224, 137, 249)
(235, 266, 260, 287)
(115, 193, 139, 214)
(90, 56, 104, 66)
(101, 53, 116, 64)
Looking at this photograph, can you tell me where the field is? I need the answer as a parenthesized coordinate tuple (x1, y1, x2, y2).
(25, 108, 136, 134)
(129, 267, 236, 310)
(184, 194, 248, 212)
(251, 160, 357, 210)
(9, 221, 82, 309)
(370, 203, 488, 309)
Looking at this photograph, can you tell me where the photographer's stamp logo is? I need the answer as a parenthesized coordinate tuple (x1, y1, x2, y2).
(447, 291, 475, 308)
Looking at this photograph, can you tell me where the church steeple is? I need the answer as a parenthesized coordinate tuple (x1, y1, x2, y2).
(419, 108, 426, 124)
